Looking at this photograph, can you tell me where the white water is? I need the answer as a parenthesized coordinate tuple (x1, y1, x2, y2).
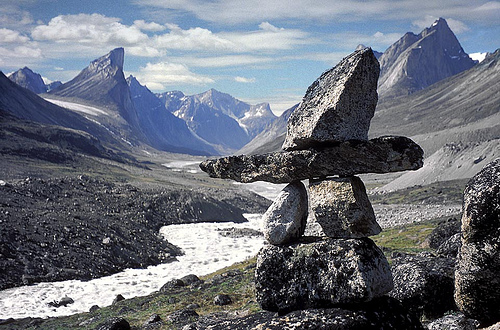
(0, 214, 264, 319)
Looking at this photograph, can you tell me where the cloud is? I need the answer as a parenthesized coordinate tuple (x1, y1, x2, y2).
(154, 24, 236, 51)
(133, 20, 166, 32)
(412, 15, 469, 34)
(0, 28, 30, 43)
(234, 76, 256, 83)
(0, 4, 34, 30)
(135, 0, 500, 25)
(173, 55, 272, 68)
(32, 14, 149, 46)
(134, 61, 215, 91)
(153, 22, 310, 52)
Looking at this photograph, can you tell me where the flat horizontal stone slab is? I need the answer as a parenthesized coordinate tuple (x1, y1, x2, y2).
(200, 136, 423, 183)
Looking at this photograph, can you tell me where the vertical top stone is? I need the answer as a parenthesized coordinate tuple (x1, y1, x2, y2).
(282, 48, 380, 151)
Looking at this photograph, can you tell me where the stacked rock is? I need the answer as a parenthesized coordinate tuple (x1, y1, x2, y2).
(200, 48, 424, 314)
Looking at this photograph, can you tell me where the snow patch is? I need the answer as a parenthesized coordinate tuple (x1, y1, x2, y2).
(45, 99, 109, 116)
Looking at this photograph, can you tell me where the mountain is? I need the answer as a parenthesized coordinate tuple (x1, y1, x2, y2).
(237, 104, 298, 155)
(0, 71, 134, 162)
(158, 89, 276, 153)
(356, 44, 383, 59)
(370, 49, 500, 190)
(47, 48, 143, 143)
(378, 18, 476, 99)
(8, 67, 47, 94)
(127, 76, 218, 155)
(46, 81, 62, 92)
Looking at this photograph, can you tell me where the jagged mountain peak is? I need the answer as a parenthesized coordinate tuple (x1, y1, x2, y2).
(8, 66, 47, 94)
(378, 17, 475, 99)
(86, 47, 125, 79)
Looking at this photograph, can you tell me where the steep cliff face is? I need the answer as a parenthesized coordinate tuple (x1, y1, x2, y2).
(378, 18, 476, 99)
(49, 48, 141, 132)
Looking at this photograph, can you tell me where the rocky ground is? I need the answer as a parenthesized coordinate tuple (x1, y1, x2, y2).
(0, 175, 270, 290)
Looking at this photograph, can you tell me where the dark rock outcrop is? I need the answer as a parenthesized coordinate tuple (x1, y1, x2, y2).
(426, 313, 479, 330)
(200, 136, 423, 183)
(262, 181, 308, 245)
(213, 294, 232, 306)
(184, 297, 423, 329)
(283, 48, 380, 150)
(390, 252, 456, 320)
(455, 159, 500, 326)
(255, 237, 393, 313)
(95, 317, 130, 330)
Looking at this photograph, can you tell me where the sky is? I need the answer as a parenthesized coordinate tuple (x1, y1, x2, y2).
(1, 0, 499, 115)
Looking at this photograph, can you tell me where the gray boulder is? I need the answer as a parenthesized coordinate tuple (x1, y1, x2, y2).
(283, 48, 379, 150)
(95, 317, 130, 330)
(262, 181, 308, 245)
(426, 313, 479, 330)
(184, 297, 423, 329)
(200, 136, 423, 183)
(436, 233, 461, 258)
(255, 237, 393, 313)
(390, 252, 456, 320)
(455, 159, 500, 326)
(309, 176, 380, 238)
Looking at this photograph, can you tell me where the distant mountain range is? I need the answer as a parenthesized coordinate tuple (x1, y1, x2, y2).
(2, 17, 497, 190)
(158, 89, 276, 153)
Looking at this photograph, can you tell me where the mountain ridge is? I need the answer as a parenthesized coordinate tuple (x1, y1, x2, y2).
(378, 18, 476, 99)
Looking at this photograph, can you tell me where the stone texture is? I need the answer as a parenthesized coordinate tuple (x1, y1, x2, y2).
(282, 48, 380, 150)
(183, 297, 424, 329)
(255, 237, 393, 313)
(200, 136, 424, 183)
(455, 159, 500, 326)
(389, 252, 456, 320)
(262, 181, 308, 245)
(308, 176, 380, 238)
(426, 313, 479, 330)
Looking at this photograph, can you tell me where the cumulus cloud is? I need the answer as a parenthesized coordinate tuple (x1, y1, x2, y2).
(234, 76, 256, 83)
(134, 61, 215, 90)
(0, 28, 30, 43)
(32, 14, 149, 46)
(133, 20, 166, 32)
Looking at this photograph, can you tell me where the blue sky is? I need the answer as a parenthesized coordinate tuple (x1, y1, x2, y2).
(1, 0, 499, 115)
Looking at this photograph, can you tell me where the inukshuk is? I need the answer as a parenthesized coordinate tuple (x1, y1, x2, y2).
(200, 48, 424, 313)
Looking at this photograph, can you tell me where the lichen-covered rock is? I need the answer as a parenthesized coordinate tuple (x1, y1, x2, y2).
(427, 217, 461, 250)
(426, 313, 479, 330)
(255, 237, 393, 313)
(262, 181, 308, 245)
(436, 233, 461, 258)
(200, 136, 423, 183)
(308, 176, 380, 238)
(390, 252, 456, 320)
(184, 296, 423, 329)
(282, 48, 380, 150)
(95, 317, 130, 330)
(455, 159, 500, 326)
